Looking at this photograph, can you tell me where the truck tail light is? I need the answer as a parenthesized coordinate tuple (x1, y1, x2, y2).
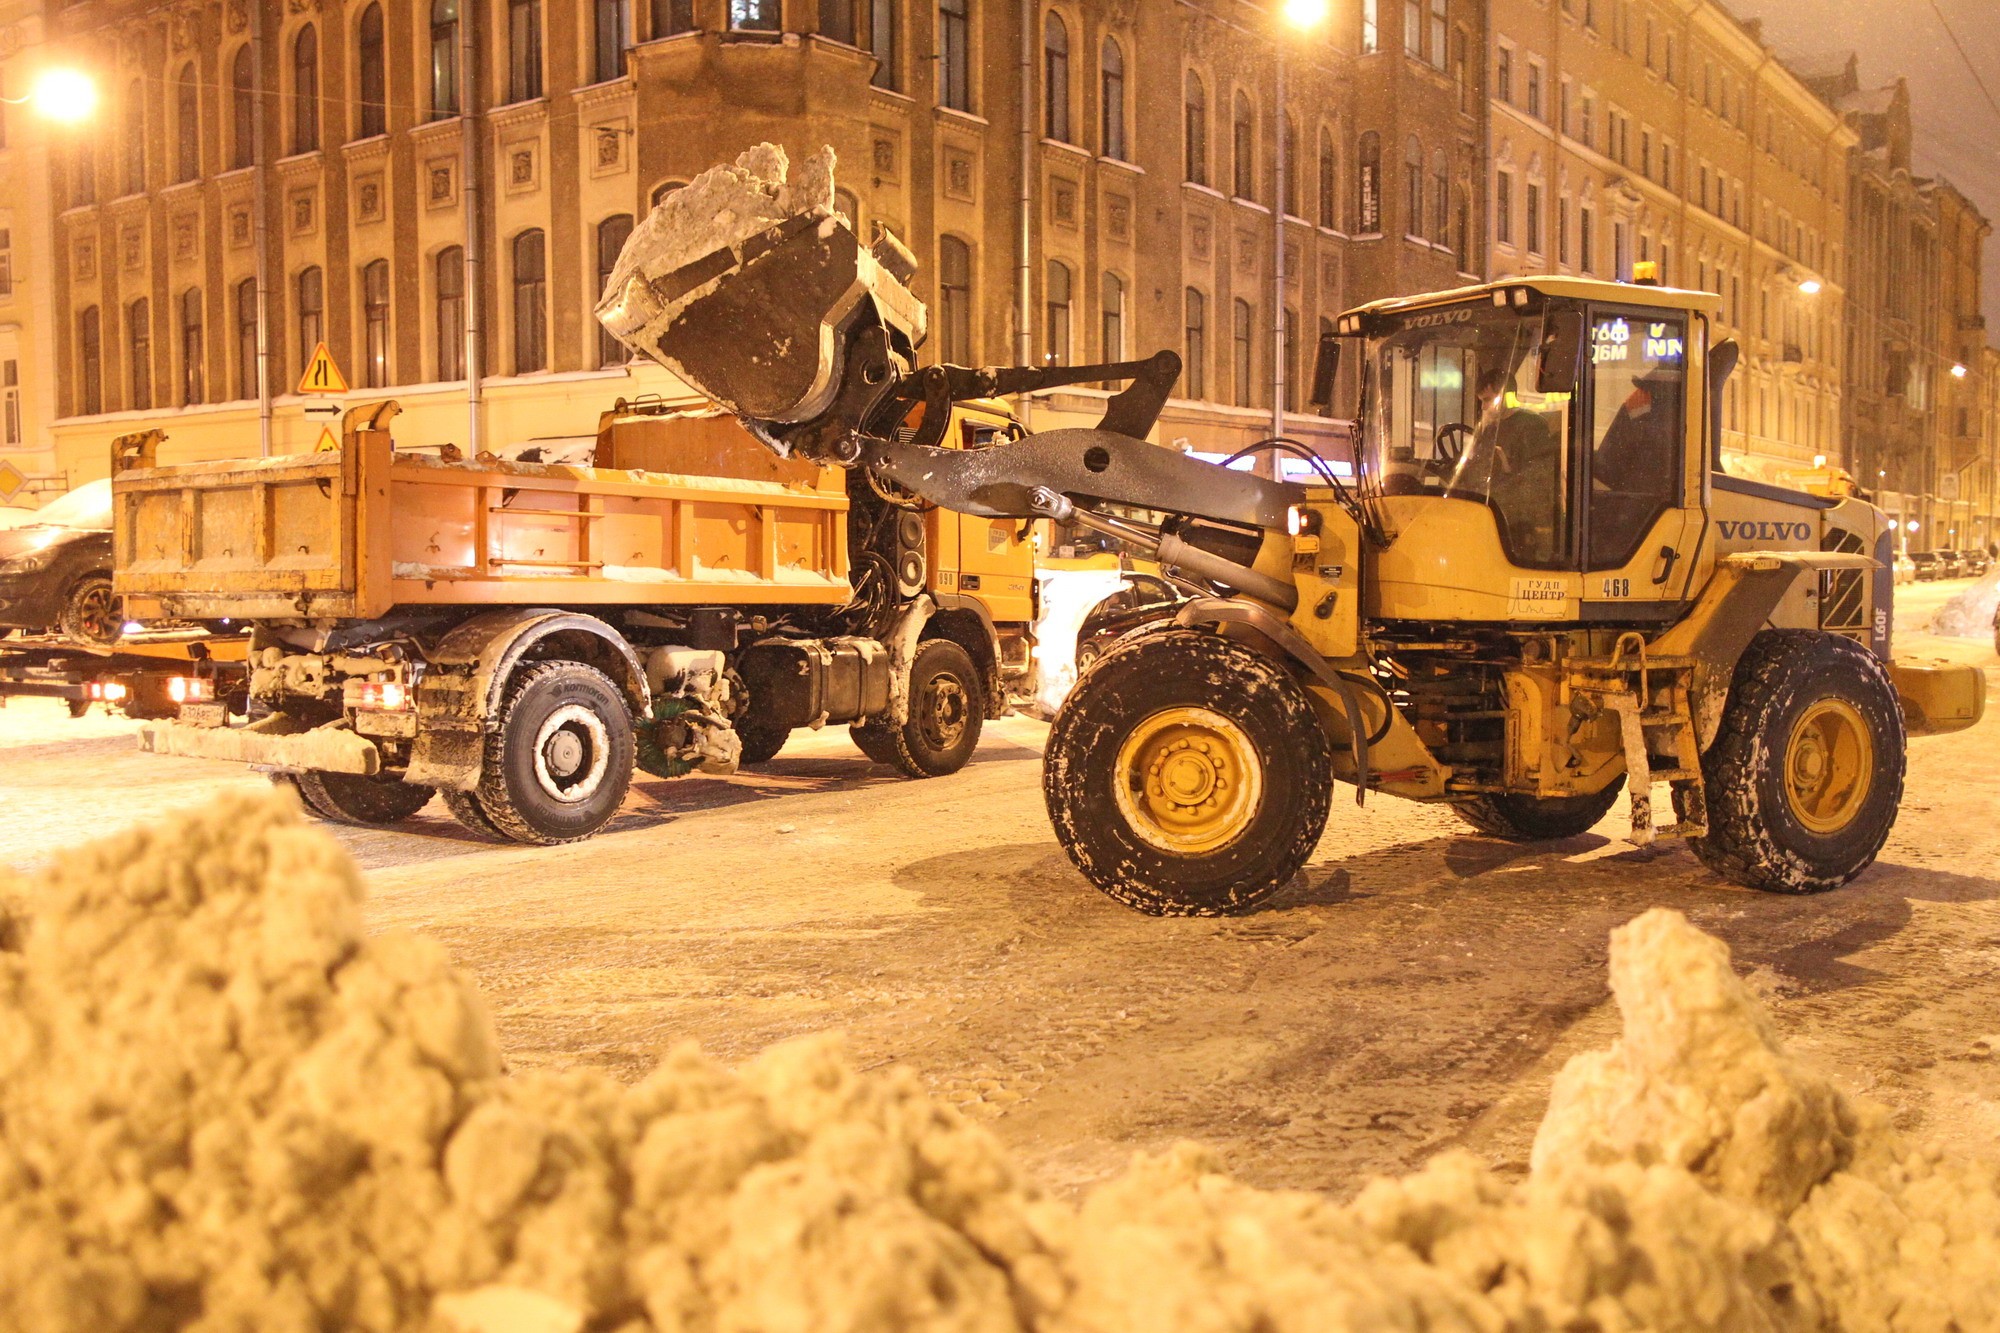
(168, 676, 214, 704)
(87, 680, 128, 702)
(344, 679, 410, 711)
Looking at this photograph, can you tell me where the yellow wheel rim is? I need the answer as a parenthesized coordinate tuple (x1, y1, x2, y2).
(1783, 698, 1874, 834)
(1112, 707, 1264, 856)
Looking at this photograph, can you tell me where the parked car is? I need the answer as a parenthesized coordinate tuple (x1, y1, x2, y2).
(1910, 551, 1944, 582)
(0, 479, 117, 645)
(1073, 573, 1187, 673)
(1968, 550, 1995, 578)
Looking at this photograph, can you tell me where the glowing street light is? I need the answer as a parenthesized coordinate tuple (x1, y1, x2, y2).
(1797, 278, 1822, 296)
(1282, 0, 1332, 27)
(4, 68, 101, 125)
(1950, 363, 1968, 379)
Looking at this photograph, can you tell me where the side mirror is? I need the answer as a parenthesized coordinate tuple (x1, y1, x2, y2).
(1308, 332, 1341, 411)
(1535, 310, 1584, 396)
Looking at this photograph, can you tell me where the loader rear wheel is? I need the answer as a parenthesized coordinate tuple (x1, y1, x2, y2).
(853, 639, 984, 779)
(441, 789, 508, 841)
(291, 770, 436, 825)
(1044, 629, 1331, 917)
(1454, 778, 1626, 841)
(477, 661, 635, 845)
(1678, 630, 1904, 894)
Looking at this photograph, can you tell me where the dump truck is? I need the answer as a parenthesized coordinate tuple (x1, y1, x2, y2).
(602, 145, 1986, 915)
(112, 387, 1036, 844)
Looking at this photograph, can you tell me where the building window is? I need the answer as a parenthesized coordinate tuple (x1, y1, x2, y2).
(731, 0, 780, 28)
(123, 81, 145, 195)
(1579, 205, 1594, 273)
(296, 267, 324, 372)
(867, 0, 899, 90)
(178, 289, 203, 406)
(595, 215, 633, 367)
(1101, 271, 1124, 364)
(512, 230, 546, 374)
(1043, 12, 1069, 143)
(937, 235, 972, 365)
(293, 25, 320, 151)
(1184, 288, 1206, 399)
(1232, 298, 1253, 408)
(1403, 135, 1423, 238)
(1044, 259, 1071, 364)
(1495, 169, 1512, 245)
(653, 0, 696, 35)
(428, 0, 459, 117)
(1556, 196, 1570, 266)
(1101, 36, 1126, 160)
(435, 247, 465, 381)
(509, 0, 543, 102)
(1579, 94, 1594, 149)
(1403, 0, 1420, 57)
(1232, 91, 1254, 200)
(1495, 46, 1511, 104)
(594, 0, 630, 82)
(230, 46, 254, 169)
(1284, 306, 1300, 411)
(79, 307, 102, 415)
(1318, 127, 1337, 228)
(176, 64, 200, 181)
(1431, 150, 1449, 244)
(939, 0, 971, 112)
(361, 259, 390, 388)
(357, 5, 386, 137)
(1525, 181, 1541, 255)
(1184, 72, 1207, 186)
(1428, 0, 1446, 69)
(1454, 190, 1471, 271)
(1360, 0, 1378, 54)
(821, 0, 858, 42)
(1526, 62, 1542, 120)
(72, 141, 95, 207)
(2, 361, 17, 444)
(235, 277, 258, 400)
(128, 300, 151, 412)
(1282, 115, 1299, 216)
(1613, 220, 1630, 280)
(0, 231, 12, 298)
(1356, 131, 1380, 233)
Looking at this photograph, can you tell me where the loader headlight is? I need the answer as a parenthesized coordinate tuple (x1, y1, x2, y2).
(1286, 505, 1322, 538)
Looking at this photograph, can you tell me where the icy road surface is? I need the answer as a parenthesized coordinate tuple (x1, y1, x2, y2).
(1, 581, 1995, 1198)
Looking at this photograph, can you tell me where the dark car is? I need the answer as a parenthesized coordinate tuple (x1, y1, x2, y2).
(0, 480, 118, 645)
(1074, 573, 1186, 672)
(1909, 551, 1943, 582)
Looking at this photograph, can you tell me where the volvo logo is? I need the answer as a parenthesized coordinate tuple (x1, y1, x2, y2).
(1716, 520, 1812, 541)
(1402, 308, 1475, 329)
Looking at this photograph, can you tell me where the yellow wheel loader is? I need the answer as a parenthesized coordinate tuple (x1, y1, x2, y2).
(601, 147, 1985, 915)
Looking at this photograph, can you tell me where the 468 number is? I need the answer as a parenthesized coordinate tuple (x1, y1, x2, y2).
(1600, 577, 1632, 598)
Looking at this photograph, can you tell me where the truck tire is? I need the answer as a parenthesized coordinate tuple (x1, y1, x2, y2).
(855, 639, 984, 779)
(1678, 630, 1905, 894)
(291, 771, 436, 825)
(441, 789, 509, 841)
(1454, 777, 1626, 841)
(60, 574, 119, 647)
(1043, 629, 1331, 917)
(737, 722, 790, 766)
(477, 660, 635, 845)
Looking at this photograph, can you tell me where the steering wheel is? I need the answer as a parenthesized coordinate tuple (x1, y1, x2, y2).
(1434, 422, 1476, 464)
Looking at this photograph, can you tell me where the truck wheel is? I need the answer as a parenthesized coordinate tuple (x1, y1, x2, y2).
(1679, 630, 1905, 894)
(477, 661, 635, 845)
(60, 574, 119, 647)
(292, 771, 436, 825)
(737, 722, 790, 766)
(441, 789, 509, 841)
(860, 639, 984, 779)
(67, 698, 91, 718)
(1044, 629, 1332, 917)
(1454, 778, 1626, 841)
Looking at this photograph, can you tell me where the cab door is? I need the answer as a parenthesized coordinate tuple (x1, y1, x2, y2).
(943, 414, 1036, 624)
(1577, 304, 1705, 619)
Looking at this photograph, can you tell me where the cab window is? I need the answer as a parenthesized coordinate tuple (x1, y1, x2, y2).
(1586, 312, 1685, 570)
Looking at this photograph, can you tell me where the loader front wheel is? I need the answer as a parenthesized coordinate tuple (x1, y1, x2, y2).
(1044, 629, 1331, 917)
(477, 661, 635, 845)
(1679, 630, 1904, 894)
(1454, 778, 1626, 841)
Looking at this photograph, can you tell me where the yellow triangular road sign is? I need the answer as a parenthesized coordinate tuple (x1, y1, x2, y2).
(314, 427, 341, 453)
(297, 342, 348, 395)
(0, 459, 24, 503)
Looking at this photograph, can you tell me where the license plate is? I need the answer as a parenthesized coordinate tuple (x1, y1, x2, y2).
(178, 702, 228, 729)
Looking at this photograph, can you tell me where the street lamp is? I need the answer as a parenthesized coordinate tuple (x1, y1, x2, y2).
(1271, 0, 1329, 454)
(1950, 363, 1968, 379)
(1797, 278, 1822, 296)
(4, 68, 100, 124)
(1283, 0, 1332, 26)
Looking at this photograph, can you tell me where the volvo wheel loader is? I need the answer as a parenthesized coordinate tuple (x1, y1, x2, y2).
(602, 146, 1985, 915)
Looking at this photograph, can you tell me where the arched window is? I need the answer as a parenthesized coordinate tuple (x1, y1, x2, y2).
(1431, 150, 1450, 244)
(230, 46, 254, 170)
(596, 215, 634, 366)
(594, 0, 630, 83)
(175, 65, 200, 182)
(236, 277, 259, 399)
(179, 288, 204, 406)
(651, 178, 687, 208)
(1282, 113, 1299, 216)
(938, 235, 972, 366)
(128, 300, 152, 411)
(1403, 136, 1423, 238)
(1317, 126, 1337, 229)
(436, 247, 465, 380)
(1232, 298, 1253, 408)
(79, 307, 102, 415)
(1044, 258, 1071, 364)
(123, 81, 145, 195)
(430, 0, 459, 118)
(512, 230, 546, 374)
(1101, 271, 1124, 363)
(834, 187, 860, 225)
(1100, 36, 1125, 160)
(1356, 131, 1381, 233)
(509, 0, 544, 102)
(356, 5, 386, 137)
(653, 0, 695, 36)
(1043, 13, 1069, 143)
(939, 0, 971, 111)
(361, 259, 389, 388)
(296, 267, 324, 373)
(1183, 72, 1207, 186)
(293, 25, 320, 152)
(1183, 288, 1206, 400)
(1232, 91, 1254, 200)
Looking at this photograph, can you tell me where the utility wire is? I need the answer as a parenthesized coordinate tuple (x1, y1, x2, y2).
(1923, 0, 2000, 128)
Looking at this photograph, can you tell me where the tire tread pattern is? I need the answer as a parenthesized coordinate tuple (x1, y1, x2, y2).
(476, 660, 634, 846)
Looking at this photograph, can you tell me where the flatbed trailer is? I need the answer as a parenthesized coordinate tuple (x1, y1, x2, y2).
(0, 631, 248, 719)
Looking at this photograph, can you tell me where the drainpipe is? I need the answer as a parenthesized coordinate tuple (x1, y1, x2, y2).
(251, 2, 271, 455)
(463, 0, 484, 455)
(1271, 50, 1286, 464)
(1016, 0, 1034, 427)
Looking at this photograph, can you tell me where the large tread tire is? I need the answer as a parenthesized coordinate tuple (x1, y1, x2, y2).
(292, 770, 436, 825)
(860, 638, 985, 779)
(1454, 777, 1627, 841)
(736, 722, 790, 766)
(1679, 629, 1905, 894)
(1044, 629, 1332, 917)
(60, 574, 119, 647)
(441, 788, 510, 841)
(476, 660, 635, 846)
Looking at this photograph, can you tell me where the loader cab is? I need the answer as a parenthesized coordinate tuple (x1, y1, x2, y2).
(1339, 277, 1714, 625)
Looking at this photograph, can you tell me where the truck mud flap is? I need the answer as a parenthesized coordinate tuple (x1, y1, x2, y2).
(137, 720, 381, 775)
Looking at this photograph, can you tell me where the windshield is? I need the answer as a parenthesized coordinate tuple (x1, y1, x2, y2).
(1363, 303, 1572, 568)
(26, 479, 113, 531)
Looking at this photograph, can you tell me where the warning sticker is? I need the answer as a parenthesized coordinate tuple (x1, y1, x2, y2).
(1508, 576, 1569, 619)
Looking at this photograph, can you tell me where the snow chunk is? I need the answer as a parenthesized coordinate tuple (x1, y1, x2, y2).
(1931, 566, 2000, 637)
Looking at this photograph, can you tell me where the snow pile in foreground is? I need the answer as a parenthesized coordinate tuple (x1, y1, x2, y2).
(1931, 565, 2000, 637)
(2, 795, 1996, 1332)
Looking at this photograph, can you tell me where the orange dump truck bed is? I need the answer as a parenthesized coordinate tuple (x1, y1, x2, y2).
(112, 414, 854, 621)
